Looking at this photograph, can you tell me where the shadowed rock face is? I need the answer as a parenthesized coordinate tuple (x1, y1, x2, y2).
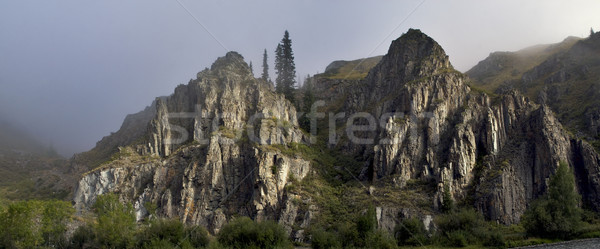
(73, 30, 600, 238)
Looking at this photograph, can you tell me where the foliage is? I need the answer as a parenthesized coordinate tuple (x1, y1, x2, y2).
(0, 199, 73, 248)
(521, 162, 582, 239)
(275, 30, 296, 102)
(93, 193, 137, 248)
(217, 216, 292, 249)
(135, 218, 210, 249)
(435, 207, 505, 247)
(394, 217, 428, 246)
(69, 224, 96, 249)
(441, 184, 454, 213)
(261, 48, 270, 82)
(310, 228, 341, 249)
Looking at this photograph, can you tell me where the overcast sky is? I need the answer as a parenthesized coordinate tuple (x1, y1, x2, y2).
(1, 0, 599, 156)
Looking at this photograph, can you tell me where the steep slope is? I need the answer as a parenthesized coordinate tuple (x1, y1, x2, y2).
(73, 29, 600, 240)
(467, 36, 581, 92)
(325, 29, 600, 224)
(467, 33, 600, 148)
(74, 52, 311, 234)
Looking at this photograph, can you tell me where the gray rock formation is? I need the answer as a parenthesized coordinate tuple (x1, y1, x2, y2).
(73, 29, 600, 241)
(74, 52, 311, 234)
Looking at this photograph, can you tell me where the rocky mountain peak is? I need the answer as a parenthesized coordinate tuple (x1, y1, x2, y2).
(200, 51, 253, 79)
(367, 28, 452, 84)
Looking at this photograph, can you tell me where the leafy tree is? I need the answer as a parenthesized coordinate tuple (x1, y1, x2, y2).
(93, 193, 136, 248)
(261, 49, 270, 82)
(275, 30, 296, 102)
(0, 200, 73, 248)
(521, 161, 582, 239)
(41, 200, 74, 247)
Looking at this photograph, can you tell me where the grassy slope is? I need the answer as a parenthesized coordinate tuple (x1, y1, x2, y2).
(318, 56, 383, 80)
(466, 36, 581, 92)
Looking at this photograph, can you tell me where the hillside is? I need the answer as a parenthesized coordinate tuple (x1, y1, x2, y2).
(70, 29, 600, 246)
(467, 32, 600, 149)
(0, 119, 72, 200)
(317, 55, 383, 80)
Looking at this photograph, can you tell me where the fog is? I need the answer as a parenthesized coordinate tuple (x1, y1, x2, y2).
(1, 0, 599, 156)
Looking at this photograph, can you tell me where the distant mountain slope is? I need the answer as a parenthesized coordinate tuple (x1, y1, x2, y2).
(317, 55, 383, 80)
(0, 119, 71, 200)
(467, 36, 581, 92)
(466, 33, 600, 149)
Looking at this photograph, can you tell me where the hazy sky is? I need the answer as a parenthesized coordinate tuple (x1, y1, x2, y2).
(1, 0, 599, 156)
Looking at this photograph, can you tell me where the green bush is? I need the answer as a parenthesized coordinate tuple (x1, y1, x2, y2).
(217, 217, 292, 249)
(521, 162, 582, 239)
(0, 200, 73, 248)
(394, 217, 428, 246)
(446, 230, 468, 247)
(435, 208, 494, 246)
(186, 225, 211, 248)
(69, 224, 96, 249)
(137, 219, 186, 248)
(365, 229, 398, 249)
(310, 228, 341, 249)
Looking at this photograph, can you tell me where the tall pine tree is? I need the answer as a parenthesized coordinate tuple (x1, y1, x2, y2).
(275, 30, 296, 102)
(261, 49, 270, 83)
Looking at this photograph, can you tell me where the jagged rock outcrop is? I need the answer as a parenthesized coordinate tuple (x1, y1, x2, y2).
(73, 29, 600, 241)
(74, 52, 311, 235)
(330, 29, 600, 224)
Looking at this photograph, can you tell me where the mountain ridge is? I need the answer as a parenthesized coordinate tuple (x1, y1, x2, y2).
(69, 29, 600, 242)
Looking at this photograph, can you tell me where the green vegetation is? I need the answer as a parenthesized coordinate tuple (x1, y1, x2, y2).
(318, 56, 383, 80)
(0, 199, 73, 248)
(217, 216, 291, 249)
(275, 30, 297, 102)
(521, 162, 582, 239)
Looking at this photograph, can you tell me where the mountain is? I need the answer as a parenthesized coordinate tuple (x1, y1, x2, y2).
(0, 119, 72, 200)
(72, 29, 600, 241)
(467, 33, 600, 150)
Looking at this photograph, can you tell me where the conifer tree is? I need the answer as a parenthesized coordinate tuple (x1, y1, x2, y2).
(261, 49, 270, 82)
(275, 30, 296, 102)
(249, 61, 253, 74)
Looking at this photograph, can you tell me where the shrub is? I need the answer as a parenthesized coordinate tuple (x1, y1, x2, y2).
(435, 208, 487, 246)
(69, 224, 96, 249)
(137, 219, 186, 248)
(310, 228, 341, 249)
(395, 217, 428, 246)
(446, 230, 468, 247)
(365, 229, 398, 249)
(217, 217, 292, 249)
(186, 225, 211, 248)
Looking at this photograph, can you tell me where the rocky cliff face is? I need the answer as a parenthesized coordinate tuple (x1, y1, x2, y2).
(326, 29, 600, 224)
(74, 52, 312, 236)
(74, 29, 600, 240)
